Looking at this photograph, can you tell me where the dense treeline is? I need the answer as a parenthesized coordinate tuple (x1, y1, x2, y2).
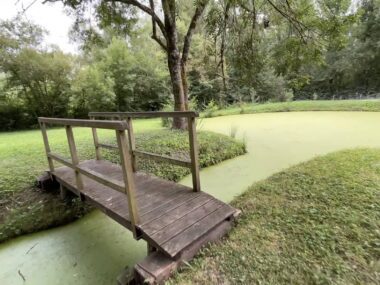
(0, 0, 379, 130)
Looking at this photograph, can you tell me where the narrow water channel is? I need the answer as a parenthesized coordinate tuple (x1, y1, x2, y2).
(1, 112, 380, 285)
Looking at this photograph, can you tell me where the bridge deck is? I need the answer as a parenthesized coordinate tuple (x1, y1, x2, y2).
(52, 159, 237, 258)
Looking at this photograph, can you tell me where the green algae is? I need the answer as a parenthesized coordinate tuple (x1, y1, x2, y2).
(2, 111, 380, 285)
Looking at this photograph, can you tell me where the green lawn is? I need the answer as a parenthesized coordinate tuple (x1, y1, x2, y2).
(0, 119, 246, 243)
(203, 99, 380, 117)
(170, 148, 380, 284)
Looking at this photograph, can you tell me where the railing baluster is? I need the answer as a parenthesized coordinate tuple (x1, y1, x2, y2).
(116, 129, 140, 237)
(40, 121, 55, 174)
(65, 125, 83, 190)
(90, 116, 102, 160)
(188, 117, 201, 192)
(126, 117, 137, 171)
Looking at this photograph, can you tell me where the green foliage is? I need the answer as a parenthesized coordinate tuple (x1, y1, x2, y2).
(203, 100, 219, 118)
(70, 65, 116, 117)
(170, 148, 380, 284)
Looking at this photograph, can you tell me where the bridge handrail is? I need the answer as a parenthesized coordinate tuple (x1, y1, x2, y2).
(38, 117, 128, 130)
(38, 117, 140, 237)
(88, 111, 201, 192)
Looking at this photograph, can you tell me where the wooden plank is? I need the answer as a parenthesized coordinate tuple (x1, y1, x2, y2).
(116, 130, 140, 237)
(39, 122, 55, 173)
(90, 117, 102, 160)
(161, 204, 235, 257)
(141, 194, 213, 236)
(135, 179, 187, 215)
(126, 117, 137, 171)
(150, 199, 223, 245)
(134, 150, 191, 168)
(38, 117, 128, 130)
(89, 111, 199, 119)
(98, 143, 119, 150)
(48, 152, 72, 167)
(77, 165, 125, 192)
(65, 125, 83, 190)
(49, 154, 125, 192)
(188, 116, 200, 192)
(140, 191, 202, 225)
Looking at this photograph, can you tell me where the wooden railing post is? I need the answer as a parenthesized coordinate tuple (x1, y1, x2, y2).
(187, 116, 200, 192)
(65, 125, 84, 190)
(116, 129, 140, 237)
(126, 117, 137, 172)
(39, 121, 55, 174)
(90, 116, 102, 160)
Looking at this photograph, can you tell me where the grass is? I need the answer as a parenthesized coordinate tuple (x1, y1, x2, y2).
(170, 148, 380, 285)
(0, 121, 246, 243)
(202, 99, 380, 117)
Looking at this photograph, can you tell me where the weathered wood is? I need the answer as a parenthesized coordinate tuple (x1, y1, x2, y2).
(89, 111, 198, 119)
(132, 218, 238, 285)
(48, 152, 72, 168)
(98, 143, 119, 150)
(48, 153, 125, 192)
(37, 171, 59, 191)
(39, 122, 55, 173)
(150, 199, 223, 245)
(134, 150, 192, 168)
(188, 116, 200, 192)
(38, 117, 128, 130)
(160, 204, 235, 257)
(126, 117, 137, 171)
(90, 117, 102, 160)
(142, 194, 212, 236)
(140, 191, 201, 225)
(116, 130, 140, 237)
(65, 125, 83, 190)
(51, 159, 237, 258)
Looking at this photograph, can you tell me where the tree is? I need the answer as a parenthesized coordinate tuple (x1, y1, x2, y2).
(0, 19, 73, 119)
(70, 64, 116, 117)
(51, 0, 209, 129)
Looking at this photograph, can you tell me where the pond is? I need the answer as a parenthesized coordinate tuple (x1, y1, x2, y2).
(1, 112, 380, 285)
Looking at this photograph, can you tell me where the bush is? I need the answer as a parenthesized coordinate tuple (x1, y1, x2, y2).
(0, 103, 34, 131)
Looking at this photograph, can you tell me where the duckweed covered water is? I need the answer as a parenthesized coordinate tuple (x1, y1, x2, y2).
(2, 112, 380, 285)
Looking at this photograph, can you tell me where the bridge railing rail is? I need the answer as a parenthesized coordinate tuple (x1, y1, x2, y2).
(88, 111, 201, 192)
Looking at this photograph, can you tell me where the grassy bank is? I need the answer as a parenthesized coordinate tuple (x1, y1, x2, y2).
(203, 99, 380, 117)
(171, 148, 380, 284)
(0, 123, 246, 243)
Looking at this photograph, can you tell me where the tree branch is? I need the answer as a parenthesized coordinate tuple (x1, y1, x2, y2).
(266, 0, 308, 43)
(149, 0, 167, 50)
(111, 0, 167, 37)
(181, 0, 209, 64)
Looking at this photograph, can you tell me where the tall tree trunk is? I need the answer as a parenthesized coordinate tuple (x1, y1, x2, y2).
(181, 63, 189, 110)
(180, 1, 209, 111)
(167, 47, 186, 129)
(162, 0, 187, 129)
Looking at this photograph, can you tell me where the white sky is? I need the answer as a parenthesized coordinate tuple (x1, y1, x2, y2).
(0, 0, 362, 54)
(0, 0, 78, 53)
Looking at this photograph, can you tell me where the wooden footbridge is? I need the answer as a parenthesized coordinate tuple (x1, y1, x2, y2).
(38, 111, 239, 284)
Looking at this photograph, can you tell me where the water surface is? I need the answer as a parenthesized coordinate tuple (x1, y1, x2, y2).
(2, 112, 380, 285)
